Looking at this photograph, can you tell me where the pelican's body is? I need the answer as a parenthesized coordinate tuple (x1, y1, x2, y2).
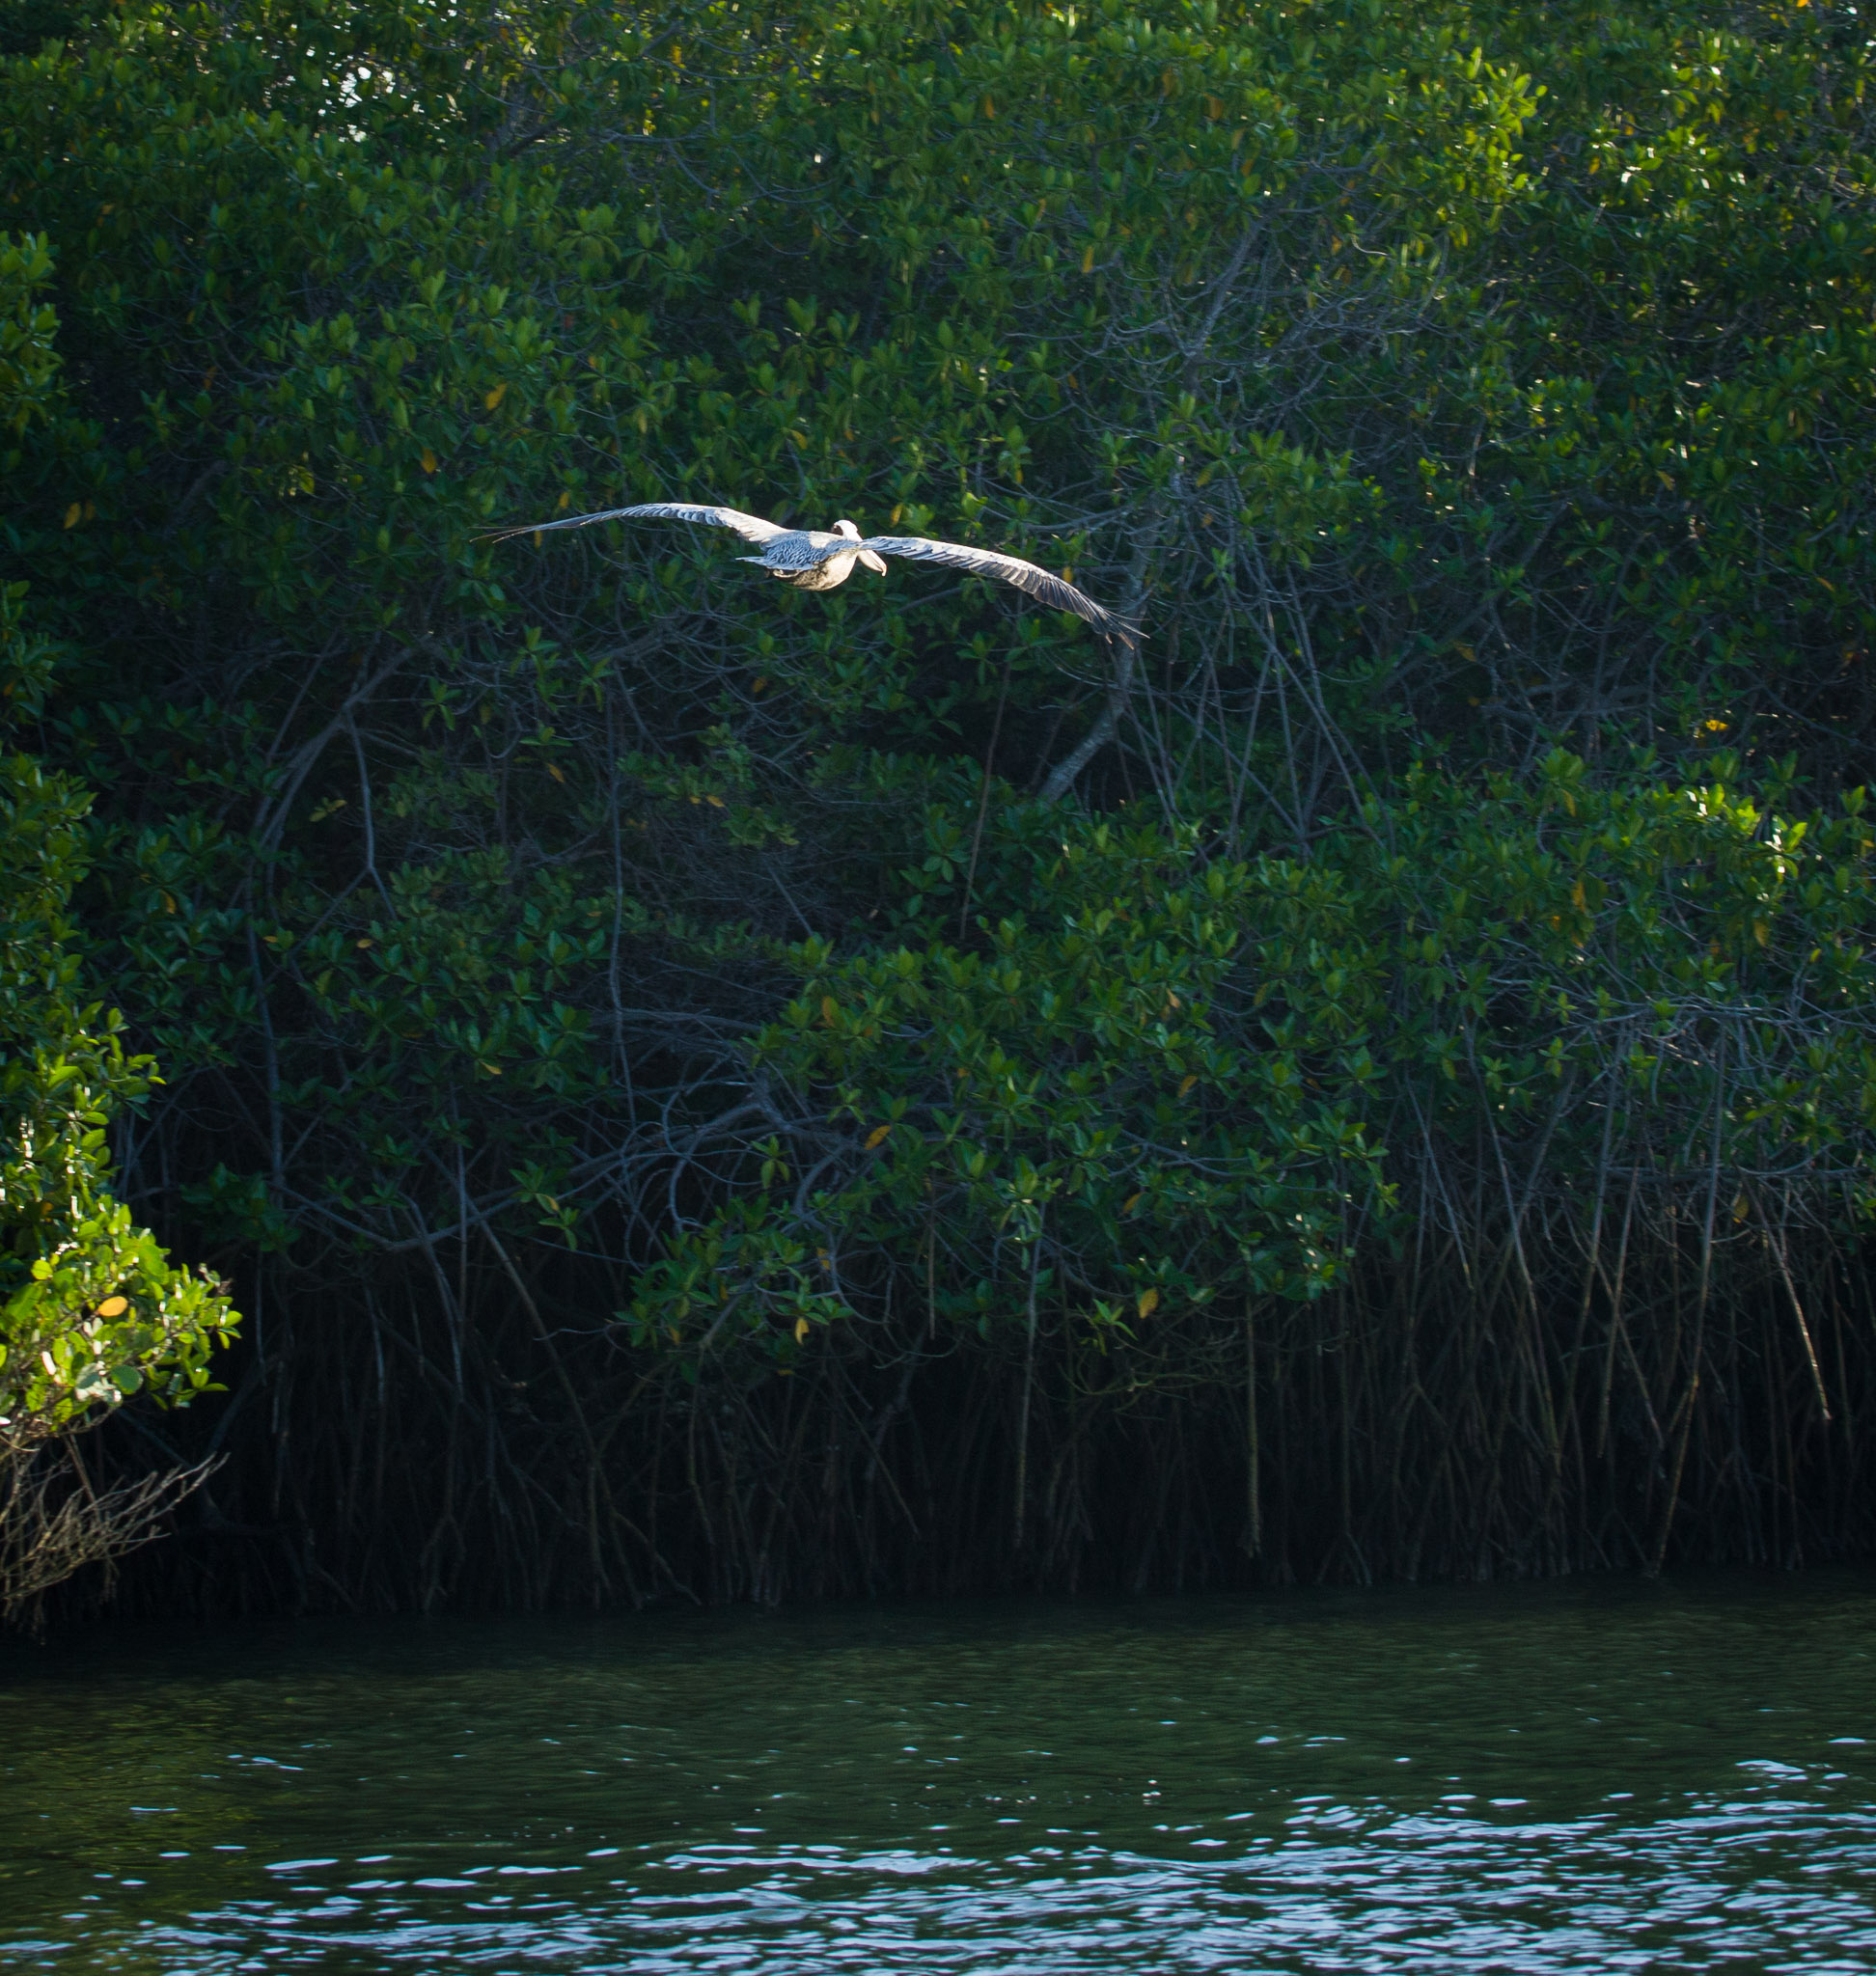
(737, 517, 890, 592)
(487, 503, 1134, 647)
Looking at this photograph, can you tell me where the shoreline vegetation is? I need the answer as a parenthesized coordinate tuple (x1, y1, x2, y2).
(2, 0, 1874, 1618)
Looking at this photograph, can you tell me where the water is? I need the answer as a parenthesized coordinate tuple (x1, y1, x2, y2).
(3, 1574, 1874, 1973)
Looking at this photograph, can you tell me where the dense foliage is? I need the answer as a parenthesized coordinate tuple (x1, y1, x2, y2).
(1, 234, 234, 1618)
(0, 235, 234, 1454)
(1, 0, 1872, 1607)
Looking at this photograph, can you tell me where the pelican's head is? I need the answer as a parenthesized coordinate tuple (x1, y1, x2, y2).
(833, 517, 887, 575)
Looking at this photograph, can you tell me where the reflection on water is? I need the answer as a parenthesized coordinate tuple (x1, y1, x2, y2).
(3, 1573, 1874, 1971)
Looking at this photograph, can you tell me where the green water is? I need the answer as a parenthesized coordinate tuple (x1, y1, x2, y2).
(4, 1574, 1874, 1972)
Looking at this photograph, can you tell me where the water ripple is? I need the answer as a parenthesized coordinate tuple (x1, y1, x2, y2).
(4, 1575, 1875, 1972)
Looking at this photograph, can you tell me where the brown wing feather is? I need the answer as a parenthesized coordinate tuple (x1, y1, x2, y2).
(483, 502, 786, 545)
(858, 535, 1133, 641)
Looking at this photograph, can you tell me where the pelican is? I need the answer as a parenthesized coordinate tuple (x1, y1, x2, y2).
(485, 502, 1135, 647)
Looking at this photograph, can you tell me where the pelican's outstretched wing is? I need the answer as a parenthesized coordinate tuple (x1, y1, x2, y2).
(483, 502, 787, 546)
(858, 535, 1135, 643)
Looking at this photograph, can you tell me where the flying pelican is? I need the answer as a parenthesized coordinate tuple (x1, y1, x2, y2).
(484, 502, 1136, 647)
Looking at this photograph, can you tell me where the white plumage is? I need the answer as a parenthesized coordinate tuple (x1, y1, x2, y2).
(486, 502, 1135, 646)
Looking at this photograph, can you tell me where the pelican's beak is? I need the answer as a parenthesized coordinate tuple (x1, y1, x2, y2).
(859, 550, 888, 575)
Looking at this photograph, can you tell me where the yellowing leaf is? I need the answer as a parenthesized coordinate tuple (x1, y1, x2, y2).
(794, 1317, 811, 1343)
(1122, 1193, 1142, 1215)
(96, 1296, 128, 1318)
(1178, 1075, 1198, 1097)
(484, 382, 507, 411)
(1137, 1287, 1160, 1318)
(420, 448, 438, 474)
(63, 502, 81, 529)
(556, 489, 572, 509)
(547, 762, 566, 783)
(1081, 245, 1095, 274)
(865, 1124, 891, 1150)
(1753, 919, 1771, 947)
(821, 996, 839, 1026)
(1571, 880, 1586, 912)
